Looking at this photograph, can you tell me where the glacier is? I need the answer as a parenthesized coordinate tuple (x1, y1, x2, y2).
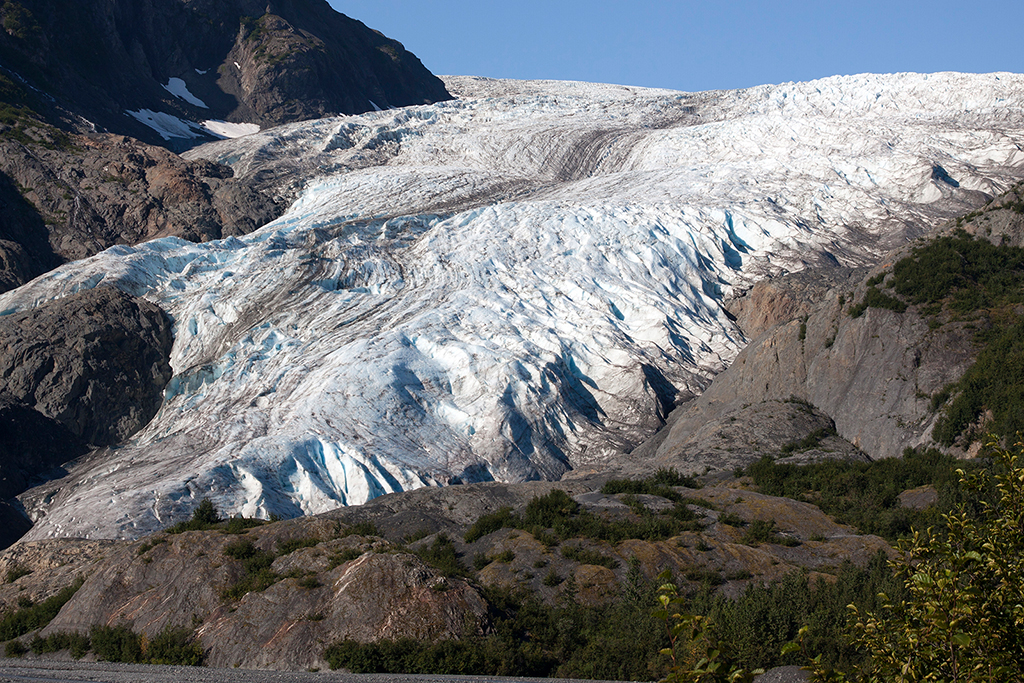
(5, 72, 1024, 540)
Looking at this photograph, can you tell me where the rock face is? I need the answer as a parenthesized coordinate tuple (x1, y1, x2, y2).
(0, 286, 174, 446)
(648, 196, 1024, 471)
(38, 517, 490, 671)
(0, 0, 450, 291)
(651, 267, 976, 470)
(0, 0, 451, 148)
(0, 133, 283, 292)
(0, 397, 86, 548)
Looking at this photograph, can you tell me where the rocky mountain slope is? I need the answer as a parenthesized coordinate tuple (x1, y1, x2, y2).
(644, 186, 1024, 476)
(2, 72, 1023, 543)
(0, 0, 450, 146)
(0, 0, 451, 293)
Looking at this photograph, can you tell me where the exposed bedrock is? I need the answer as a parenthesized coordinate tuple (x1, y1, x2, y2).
(0, 286, 175, 447)
(649, 239, 993, 473)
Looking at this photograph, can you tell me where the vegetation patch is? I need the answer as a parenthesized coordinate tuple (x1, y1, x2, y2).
(324, 551, 904, 680)
(338, 521, 379, 538)
(932, 316, 1024, 445)
(277, 537, 320, 555)
(741, 519, 800, 547)
(747, 447, 979, 541)
(166, 499, 222, 533)
(560, 543, 619, 569)
(0, 577, 84, 641)
(3, 564, 31, 583)
(411, 534, 467, 578)
(464, 480, 703, 546)
(779, 427, 835, 454)
(221, 539, 279, 600)
(327, 548, 364, 569)
(89, 624, 203, 665)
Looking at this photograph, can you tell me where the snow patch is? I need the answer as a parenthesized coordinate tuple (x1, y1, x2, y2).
(162, 77, 208, 108)
(202, 120, 260, 139)
(126, 109, 206, 140)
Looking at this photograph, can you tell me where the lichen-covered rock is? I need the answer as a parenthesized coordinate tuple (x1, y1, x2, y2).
(0, 287, 173, 446)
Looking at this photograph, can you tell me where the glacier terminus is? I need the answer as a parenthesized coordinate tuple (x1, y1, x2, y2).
(3, 72, 1024, 540)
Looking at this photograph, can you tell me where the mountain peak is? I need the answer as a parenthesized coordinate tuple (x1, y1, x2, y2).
(0, 0, 451, 148)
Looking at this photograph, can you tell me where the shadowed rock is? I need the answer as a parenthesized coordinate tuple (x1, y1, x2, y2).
(0, 287, 174, 446)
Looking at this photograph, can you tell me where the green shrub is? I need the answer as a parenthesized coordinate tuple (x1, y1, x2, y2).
(146, 626, 204, 665)
(87, 624, 202, 665)
(328, 549, 364, 569)
(542, 569, 563, 586)
(326, 584, 667, 680)
(90, 624, 144, 663)
(932, 316, 1024, 445)
(811, 441, 1024, 681)
(297, 576, 321, 590)
(0, 577, 84, 641)
(463, 507, 518, 543)
(465, 486, 702, 547)
(746, 448, 968, 541)
(4, 639, 27, 657)
(4, 564, 31, 583)
(779, 427, 835, 454)
(339, 521, 379, 538)
(849, 286, 907, 317)
(742, 520, 780, 546)
(277, 537, 320, 555)
(412, 534, 467, 577)
(167, 499, 222, 534)
(223, 517, 265, 534)
(493, 550, 515, 564)
(221, 539, 279, 600)
(683, 567, 725, 586)
(560, 543, 619, 569)
(718, 512, 745, 527)
(30, 631, 90, 658)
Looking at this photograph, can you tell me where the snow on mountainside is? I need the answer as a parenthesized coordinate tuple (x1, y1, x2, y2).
(4, 72, 1024, 541)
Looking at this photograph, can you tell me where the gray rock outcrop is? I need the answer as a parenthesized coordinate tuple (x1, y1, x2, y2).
(0, 286, 174, 446)
(647, 191, 1024, 472)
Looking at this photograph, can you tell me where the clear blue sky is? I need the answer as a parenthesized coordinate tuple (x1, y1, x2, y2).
(329, 1, 1024, 92)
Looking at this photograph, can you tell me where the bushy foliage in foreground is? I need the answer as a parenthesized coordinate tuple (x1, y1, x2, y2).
(820, 440, 1024, 682)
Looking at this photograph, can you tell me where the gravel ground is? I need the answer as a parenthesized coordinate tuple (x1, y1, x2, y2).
(0, 661, 631, 683)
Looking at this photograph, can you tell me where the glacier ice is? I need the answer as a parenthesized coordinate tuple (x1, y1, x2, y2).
(6, 72, 1024, 540)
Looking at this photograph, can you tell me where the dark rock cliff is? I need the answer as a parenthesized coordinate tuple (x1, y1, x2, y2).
(0, 287, 174, 547)
(0, 0, 450, 290)
(0, 286, 174, 447)
(0, 0, 451, 147)
(0, 131, 281, 292)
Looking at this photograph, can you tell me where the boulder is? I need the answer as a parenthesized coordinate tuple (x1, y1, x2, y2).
(0, 287, 174, 446)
